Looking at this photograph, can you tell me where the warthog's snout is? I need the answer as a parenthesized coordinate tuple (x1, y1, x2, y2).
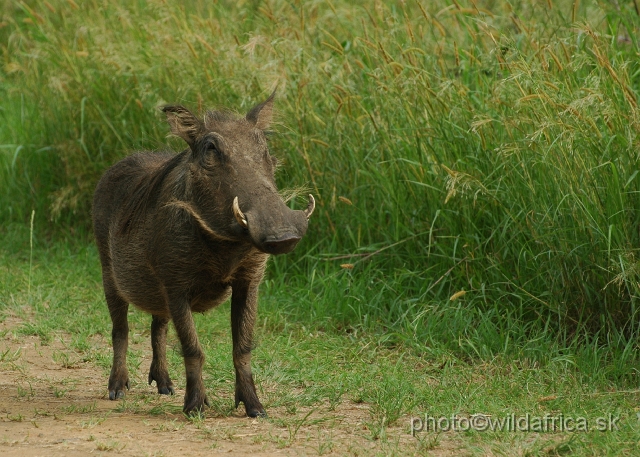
(263, 233, 302, 255)
(234, 193, 314, 256)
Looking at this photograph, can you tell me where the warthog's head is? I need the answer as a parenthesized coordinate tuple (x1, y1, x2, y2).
(162, 92, 314, 255)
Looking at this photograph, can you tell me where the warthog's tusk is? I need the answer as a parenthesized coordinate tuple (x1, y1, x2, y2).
(233, 196, 248, 228)
(304, 194, 315, 219)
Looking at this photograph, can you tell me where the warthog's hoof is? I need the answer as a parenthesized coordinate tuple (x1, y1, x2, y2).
(109, 390, 125, 400)
(108, 379, 130, 400)
(158, 386, 175, 395)
(183, 391, 210, 416)
(235, 388, 266, 418)
(247, 407, 267, 418)
(148, 368, 174, 396)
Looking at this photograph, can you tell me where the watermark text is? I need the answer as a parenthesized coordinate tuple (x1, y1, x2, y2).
(410, 413, 620, 435)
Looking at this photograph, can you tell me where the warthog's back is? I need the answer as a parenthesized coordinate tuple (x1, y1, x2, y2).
(92, 152, 176, 244)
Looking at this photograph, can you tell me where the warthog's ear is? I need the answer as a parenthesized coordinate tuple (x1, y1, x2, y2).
(246, 90, 276, 130)
(162, 105, 204, 147)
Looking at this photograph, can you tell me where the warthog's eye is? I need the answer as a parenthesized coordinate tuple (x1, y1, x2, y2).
(195, 137, 225, 168)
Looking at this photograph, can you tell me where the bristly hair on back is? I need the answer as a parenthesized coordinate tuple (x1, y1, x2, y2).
(117, 151, 187, 236)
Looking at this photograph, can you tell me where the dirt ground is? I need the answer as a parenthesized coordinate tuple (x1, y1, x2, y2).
(0, 317, 461, 456)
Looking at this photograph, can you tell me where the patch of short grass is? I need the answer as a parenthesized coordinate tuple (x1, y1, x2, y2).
(1, 232, 640, 455)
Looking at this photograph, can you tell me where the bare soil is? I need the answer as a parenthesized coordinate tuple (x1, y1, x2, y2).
(0, 317, 462, 456)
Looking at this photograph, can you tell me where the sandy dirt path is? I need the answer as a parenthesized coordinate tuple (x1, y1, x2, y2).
(0, 317, 461, 456)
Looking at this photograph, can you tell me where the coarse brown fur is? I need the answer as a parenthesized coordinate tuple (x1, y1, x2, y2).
(92, 92, 313, 417)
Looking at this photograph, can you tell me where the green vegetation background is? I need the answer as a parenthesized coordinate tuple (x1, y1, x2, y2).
(2, 0, 640, 382)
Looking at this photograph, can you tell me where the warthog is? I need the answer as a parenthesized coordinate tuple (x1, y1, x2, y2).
(92, 92, 314, 417)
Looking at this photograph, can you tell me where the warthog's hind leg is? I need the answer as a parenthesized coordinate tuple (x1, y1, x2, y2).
(106, 290, 130, 400)
(148, 315, 175, 395)
(169, 298, 209, 415)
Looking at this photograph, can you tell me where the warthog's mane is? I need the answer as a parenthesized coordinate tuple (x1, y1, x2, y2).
(117, 151, 186, 236)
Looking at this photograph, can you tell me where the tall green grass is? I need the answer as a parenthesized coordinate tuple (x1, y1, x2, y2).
(2, 0, 640, 347)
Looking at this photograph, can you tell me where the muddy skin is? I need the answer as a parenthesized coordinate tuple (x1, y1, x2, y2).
(92, 92, 314, 417)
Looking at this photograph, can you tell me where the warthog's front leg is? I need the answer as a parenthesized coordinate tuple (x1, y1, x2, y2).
(148, 315, 174, 395)
(169, 298, 209, 415)
(231, 280, 266, 418)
